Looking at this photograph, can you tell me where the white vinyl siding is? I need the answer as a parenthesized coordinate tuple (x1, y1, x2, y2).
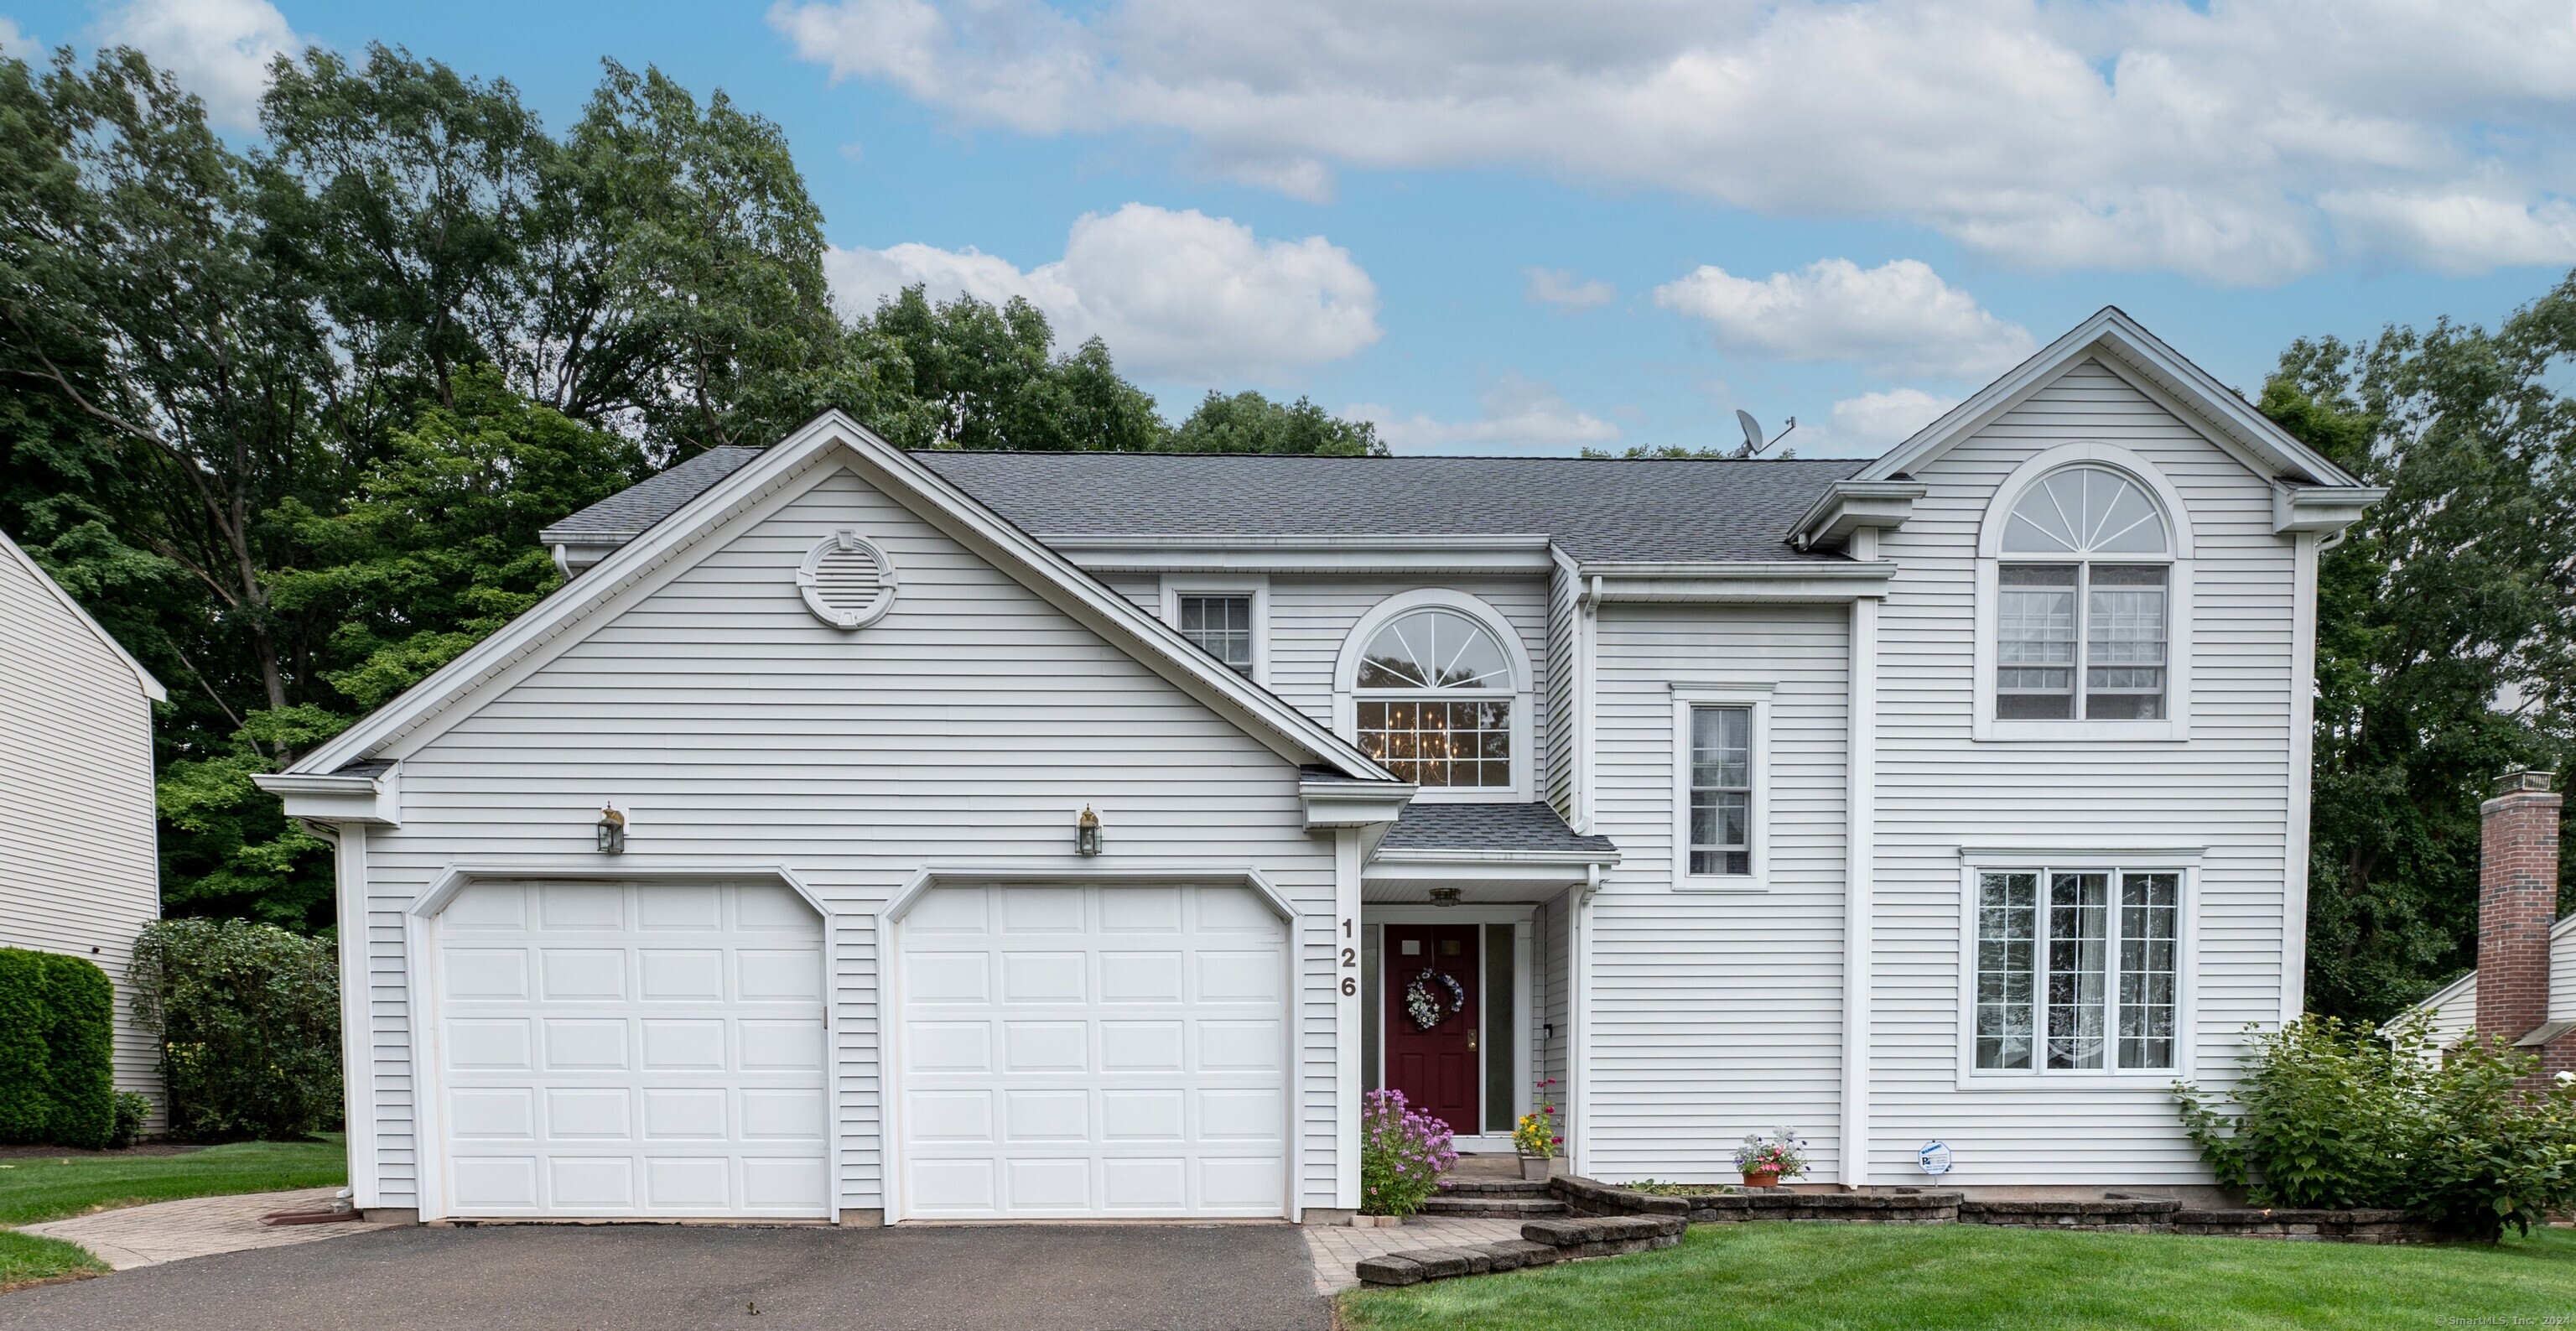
(355, 462, 1341, 1216)
(1869, 356, 2300, 1184)
(1585, 603, 1849, 1183)
(0, 542, 163, 1120)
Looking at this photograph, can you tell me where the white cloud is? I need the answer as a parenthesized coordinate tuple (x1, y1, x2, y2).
(1825, 387, 1957, 453)
(101, 0, 306, 130)
(2318, 190, 2576, 276)
(826, 202, 1381, 382)
(1653, 258, 2034, 378)
(1352, 372, 1621, 453)
(0, 18, 29, 55)
(1525, 267, 1615, 310)
(769, 0, 2576, 283)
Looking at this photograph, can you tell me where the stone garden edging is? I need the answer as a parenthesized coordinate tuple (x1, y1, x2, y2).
(1356, 1177, 2444, 1291)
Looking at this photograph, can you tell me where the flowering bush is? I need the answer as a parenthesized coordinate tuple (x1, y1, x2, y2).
(1514, 1078, 1563, 1158)
(1733, 1126, 1808, 1180)
(1360, 1088, 1457, 1216)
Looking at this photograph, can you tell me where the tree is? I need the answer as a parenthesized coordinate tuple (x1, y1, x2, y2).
(1166, 390, 1384, 455)
(2266, 274, 2576, 1022)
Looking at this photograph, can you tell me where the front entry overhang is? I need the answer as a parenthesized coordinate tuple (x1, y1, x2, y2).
(1361, 801, 1618, 905)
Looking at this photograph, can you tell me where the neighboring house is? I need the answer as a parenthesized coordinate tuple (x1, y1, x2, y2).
(261, 307, 2382, 1225)
(2394, 771, 2566, 1068)
(0, 527, 166, 1118)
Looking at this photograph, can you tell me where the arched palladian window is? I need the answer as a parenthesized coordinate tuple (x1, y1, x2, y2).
(1353, 609, 1514, 788)
(1996, 465, 2173, 721)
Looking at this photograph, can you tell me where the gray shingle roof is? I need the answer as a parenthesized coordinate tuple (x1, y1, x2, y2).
(914, 451, 1871, 564)
(1379, 802, 1617, 855)
(539, 446, 764, 544)
(537, 445, 1872, 564)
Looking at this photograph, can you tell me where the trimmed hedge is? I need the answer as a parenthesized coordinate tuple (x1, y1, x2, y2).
(129, 918, 339, 1141)
(0, 949, 117, 1149)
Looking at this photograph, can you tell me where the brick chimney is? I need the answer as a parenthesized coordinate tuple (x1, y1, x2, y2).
(2477, 769, 2563, 1063)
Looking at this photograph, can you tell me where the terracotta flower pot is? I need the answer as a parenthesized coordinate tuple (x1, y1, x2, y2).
(1742, 1169, 1780, 1188)
(1521, 1155, 1551, 1182)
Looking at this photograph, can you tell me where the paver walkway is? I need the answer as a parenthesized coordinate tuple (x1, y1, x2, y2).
(1301, 1216, 1524, 1292)
(13, 1188, 397, 1270)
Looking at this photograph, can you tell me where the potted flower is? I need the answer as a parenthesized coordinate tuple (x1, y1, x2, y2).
(1357, 1089, 1457, 1225)
(1513, 1079, 1563, 1181)
(1734, 1126, 1807, 1188)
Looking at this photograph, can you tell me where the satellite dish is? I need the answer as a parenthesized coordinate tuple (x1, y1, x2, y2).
(1735, 409, 1766, 453)
(1732, 409, 1797, 455)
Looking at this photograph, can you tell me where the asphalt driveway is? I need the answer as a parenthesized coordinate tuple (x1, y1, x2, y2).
(0, 1221, 1330, 1331)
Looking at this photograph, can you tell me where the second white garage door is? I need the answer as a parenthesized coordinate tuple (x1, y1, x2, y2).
(895, 884, 1291, 1219)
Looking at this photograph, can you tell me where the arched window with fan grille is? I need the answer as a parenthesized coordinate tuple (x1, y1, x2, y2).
(1334, 591, 1533, 796)
(797, 530, 899, 629)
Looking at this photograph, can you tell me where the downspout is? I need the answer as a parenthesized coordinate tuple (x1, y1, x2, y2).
(1840, 528, 1879, 1190)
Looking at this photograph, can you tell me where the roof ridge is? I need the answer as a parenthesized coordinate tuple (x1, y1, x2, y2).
(907, 449, 1866, 464)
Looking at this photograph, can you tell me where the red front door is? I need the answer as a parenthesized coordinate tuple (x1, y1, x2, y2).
(1383, 924, 1480, 1136)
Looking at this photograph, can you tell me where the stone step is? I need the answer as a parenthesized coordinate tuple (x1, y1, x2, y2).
(1436, 1178, 1553, 1197)
(1418, 1195, 1568, 1218)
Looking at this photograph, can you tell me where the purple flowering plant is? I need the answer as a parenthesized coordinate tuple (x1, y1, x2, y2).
(1359, 1088, 1457, 1216)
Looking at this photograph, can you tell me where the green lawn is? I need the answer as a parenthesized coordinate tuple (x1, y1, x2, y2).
(0, 1230, 109, 1292)
(0, 1137, 345, 1227)
(1343, 1221, 2576, 1331)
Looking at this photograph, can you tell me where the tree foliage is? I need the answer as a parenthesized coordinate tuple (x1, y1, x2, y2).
(0, 41, 1379, 928)
(2262, 277, 2576, 1022)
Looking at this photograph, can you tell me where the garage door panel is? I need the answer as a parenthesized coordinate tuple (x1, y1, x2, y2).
(539, 883, 624, 930)
(444, 884, 527, 930)
(897, 884, 1287, 1219)
(434, 881, 829, 1219)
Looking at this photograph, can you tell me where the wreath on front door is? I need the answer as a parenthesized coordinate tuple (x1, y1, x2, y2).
(1405, 968, 1468, 1030)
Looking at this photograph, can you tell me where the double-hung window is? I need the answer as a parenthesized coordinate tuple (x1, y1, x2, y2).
(1687, 706, 1753, 876)
(1973, 866, 2181, 1073)
(1177, 594, 1255, 676)
(1995, 465, 2173, 721)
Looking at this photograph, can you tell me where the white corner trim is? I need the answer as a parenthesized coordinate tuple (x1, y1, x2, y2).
(1841, 556, 1877, 1188)
(1159, 574, 1270, 685)
(2283, 529, 2319, 1022)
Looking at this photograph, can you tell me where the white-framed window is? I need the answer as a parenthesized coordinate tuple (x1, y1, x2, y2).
(1335, 590, 1535, 801)
(1161, 576, 1268, 684)
(1670, 686, 1772, 889)
(1972, 445, 2194, 743)
(1958, 855, 2192, 1082)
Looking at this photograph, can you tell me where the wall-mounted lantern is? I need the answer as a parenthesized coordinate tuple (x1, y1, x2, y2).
(596, 803, 627, 855)
(1076, 805, 1103, 856)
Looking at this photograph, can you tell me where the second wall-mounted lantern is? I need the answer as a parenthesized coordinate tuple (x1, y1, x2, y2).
(596, 803, 627, 855)
(1076, 805, 1103, 856)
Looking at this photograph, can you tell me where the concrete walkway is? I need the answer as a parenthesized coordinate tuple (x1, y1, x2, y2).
(1301, 1216, 1525, 1293)
(13, 1188, 397, 1270)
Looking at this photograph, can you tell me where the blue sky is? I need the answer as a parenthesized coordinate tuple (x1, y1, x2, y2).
(6, 0, 2571, 456)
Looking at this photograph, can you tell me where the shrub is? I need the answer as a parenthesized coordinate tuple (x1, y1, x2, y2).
(1359, 1089, 1457, 1216)
(108, 1091, 153, 1149)
(2177, 1015, 2576, 1240)
(129, 919, 340, 1141)
(0, 949, 116, 1149)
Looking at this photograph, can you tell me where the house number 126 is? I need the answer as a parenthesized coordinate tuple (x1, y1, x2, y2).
(1339, 918, 1357, 996)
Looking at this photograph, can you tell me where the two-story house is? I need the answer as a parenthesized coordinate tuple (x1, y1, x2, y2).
(262, 307, 2380, 1224)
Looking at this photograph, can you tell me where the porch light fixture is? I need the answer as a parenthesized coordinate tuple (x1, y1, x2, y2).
(1428, 886, 1462, 908)
(595, 803, 627, 855)
(1075, 806, 1103, 856)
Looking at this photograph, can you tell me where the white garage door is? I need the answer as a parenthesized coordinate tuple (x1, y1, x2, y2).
(431, 880, 831, 1219)
(896, 884, 1291, 1219)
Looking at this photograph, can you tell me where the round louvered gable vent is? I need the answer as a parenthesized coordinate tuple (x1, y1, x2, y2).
(797, 530, 899, 629)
